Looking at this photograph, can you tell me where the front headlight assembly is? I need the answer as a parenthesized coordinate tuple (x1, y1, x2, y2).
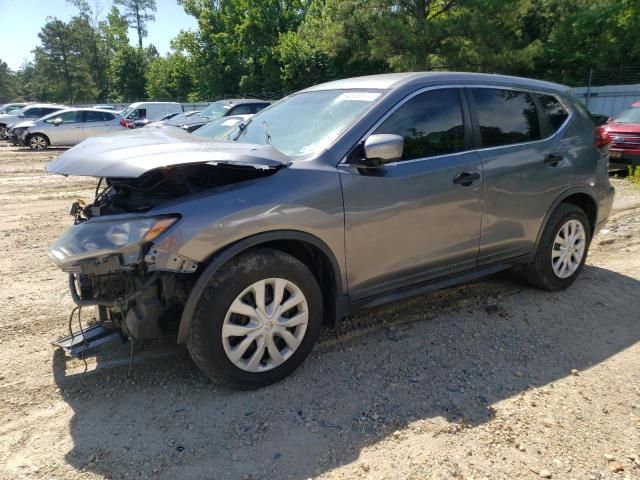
(48, 216, 178, 267)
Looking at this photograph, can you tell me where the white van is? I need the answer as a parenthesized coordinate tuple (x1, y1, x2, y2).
(120, 102, 183, 127)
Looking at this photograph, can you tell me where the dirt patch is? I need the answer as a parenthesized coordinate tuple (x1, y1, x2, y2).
(0, 143, 639, 480)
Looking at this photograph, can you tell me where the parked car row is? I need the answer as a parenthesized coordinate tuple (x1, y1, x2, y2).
(0, 98, 269, 149)
(150, 98, 270, 132)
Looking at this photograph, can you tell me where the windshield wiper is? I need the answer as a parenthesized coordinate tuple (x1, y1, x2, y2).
(263, 121, 272, 145)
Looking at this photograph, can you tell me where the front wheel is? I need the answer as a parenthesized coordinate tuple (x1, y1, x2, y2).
(187, 249, 323, 389)
(29, 134, 49, 151)
(519, 203, 591, 291)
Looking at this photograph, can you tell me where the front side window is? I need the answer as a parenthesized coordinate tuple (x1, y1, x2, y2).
(230, 104, 252, 115)
(373, 88, 465, 161)
(471, 88, 541, 148)
(46, 111, 81, 124)
(234, 90, 383, 158)
(538, 94, 569, 132)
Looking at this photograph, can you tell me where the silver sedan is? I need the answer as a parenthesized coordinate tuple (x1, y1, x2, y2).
(19, 108, 126, 150)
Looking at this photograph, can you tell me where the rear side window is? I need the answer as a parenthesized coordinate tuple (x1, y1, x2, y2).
(25, 108, 43, 118)
(538, 94, 569, 132)
(85, 111, 115, 122)
(41, 108, 62, 116)
(373, 88, 466, 161)
(254, 103, 268, 113)
(471, 88, 541, 147)
(230, 105, 252, 115)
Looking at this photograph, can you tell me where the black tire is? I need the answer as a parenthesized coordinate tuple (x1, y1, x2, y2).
(187, 248, 323, 389)
(519, 203, 591, 291)
(28, 133, 49, 151)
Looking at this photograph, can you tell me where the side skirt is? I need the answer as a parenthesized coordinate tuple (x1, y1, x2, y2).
(347, 263, 512, 314)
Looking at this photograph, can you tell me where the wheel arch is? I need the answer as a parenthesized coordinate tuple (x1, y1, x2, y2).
(27, 131, 50, 147)
(176, 230, 348, 344)
(535, 188, 598, 249)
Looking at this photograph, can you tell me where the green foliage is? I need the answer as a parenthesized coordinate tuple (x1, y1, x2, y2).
(0, 59, 17, 102)
(114, 0, 158, 49)
(146, 53, 196, 101)
(9, 0, 640, 103)
(37, 17, 97, 102)
(628, 165, 640, 185)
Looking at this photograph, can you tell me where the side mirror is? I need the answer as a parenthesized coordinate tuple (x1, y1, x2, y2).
(53, 117, 63, 126)
(362, 134, 404, 165)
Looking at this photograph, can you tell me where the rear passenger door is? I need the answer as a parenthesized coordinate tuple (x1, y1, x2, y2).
(83, 111, 119, 139)
(468, 87, 573, 264)
(341, 88, 484, 299)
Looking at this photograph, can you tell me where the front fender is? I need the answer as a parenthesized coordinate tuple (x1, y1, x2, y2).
(175, 230, 345, 343)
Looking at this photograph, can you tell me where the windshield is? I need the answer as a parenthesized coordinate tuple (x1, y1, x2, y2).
(614, 107, 640, 124)
(121, 107, 135, 119)
(5, 105, 29, 116)
(193, 117, 245, 140)
(199, 102, 230, 120)
(234, 90, 383, 158)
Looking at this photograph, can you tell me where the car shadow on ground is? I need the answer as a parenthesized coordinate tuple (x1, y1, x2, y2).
(52, 265, 640, 480)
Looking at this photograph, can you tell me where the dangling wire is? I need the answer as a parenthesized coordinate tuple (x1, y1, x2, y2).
(128, 336, 135, 377)
(68, 306, 79, 344)
(77, 306, 88, 375)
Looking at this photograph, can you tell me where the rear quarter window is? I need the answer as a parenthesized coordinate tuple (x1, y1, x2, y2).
(538, 94, 570, 132)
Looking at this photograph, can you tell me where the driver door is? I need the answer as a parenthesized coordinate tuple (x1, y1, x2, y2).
(46, 110, 84, 145)
(339, 88, 484, 300)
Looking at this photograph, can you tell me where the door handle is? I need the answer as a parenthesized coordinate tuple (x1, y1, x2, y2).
(453, 172, 481, 186)
(544, 153, 563, 167)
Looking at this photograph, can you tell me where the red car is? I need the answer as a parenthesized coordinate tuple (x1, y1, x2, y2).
(597, 101, 640, 170)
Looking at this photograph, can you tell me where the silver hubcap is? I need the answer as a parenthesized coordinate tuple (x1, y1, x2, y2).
(222, 278, 309, 372)
(30, 136, 46, 150)
(552, 219, 586, 278)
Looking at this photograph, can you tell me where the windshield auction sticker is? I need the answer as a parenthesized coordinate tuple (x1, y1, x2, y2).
(335, 92, 381, 102)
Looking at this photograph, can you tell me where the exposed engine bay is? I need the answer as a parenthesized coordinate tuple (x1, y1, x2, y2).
(73, 162, 279, 219)
(53, 161, 283, 356)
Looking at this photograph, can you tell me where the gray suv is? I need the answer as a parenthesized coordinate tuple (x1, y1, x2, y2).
(47, 72, 614, 388)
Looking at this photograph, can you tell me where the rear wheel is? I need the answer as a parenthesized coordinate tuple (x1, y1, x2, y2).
(519, 203, 591, 291)
(187, 248, 323, 389)
(29, 134, 49, 151)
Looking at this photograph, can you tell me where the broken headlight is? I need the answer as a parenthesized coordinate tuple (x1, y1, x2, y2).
(48, 216, 179, 266)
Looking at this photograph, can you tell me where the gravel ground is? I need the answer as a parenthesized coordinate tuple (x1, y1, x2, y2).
(0, 143, 639, 480)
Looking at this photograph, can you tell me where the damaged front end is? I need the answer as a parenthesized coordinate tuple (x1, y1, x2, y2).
(47, 130, 289, 357)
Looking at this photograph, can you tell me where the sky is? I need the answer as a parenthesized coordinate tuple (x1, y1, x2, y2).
(0, 0, 198, 70)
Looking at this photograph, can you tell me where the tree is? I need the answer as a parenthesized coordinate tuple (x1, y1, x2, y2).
(146, 52, 196, 101)
(111, 46, 147, 101)
(37, 18, 97, 102)
(114, 0, 157, 49)
(0, 59, 17, 102)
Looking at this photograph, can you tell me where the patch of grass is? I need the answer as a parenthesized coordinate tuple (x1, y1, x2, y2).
(628, 165, 640, 185)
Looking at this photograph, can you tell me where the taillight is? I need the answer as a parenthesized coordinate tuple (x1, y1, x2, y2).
(119, 117, 127, 128)
(594, 126, 612, 148)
